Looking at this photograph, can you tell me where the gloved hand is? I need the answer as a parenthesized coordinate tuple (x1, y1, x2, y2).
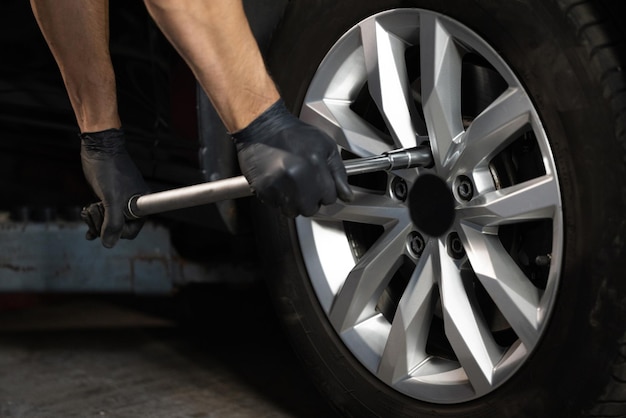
(232, 99, 353, 217)
(79, 128, 149, 248)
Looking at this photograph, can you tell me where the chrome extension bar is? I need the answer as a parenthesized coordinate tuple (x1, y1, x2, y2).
(125, 145, 433, 218)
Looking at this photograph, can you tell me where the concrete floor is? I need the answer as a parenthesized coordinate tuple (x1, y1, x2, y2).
(0, 285, 340, 417)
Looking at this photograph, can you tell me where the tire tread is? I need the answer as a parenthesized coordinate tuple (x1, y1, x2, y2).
(559, 1, 626, 414)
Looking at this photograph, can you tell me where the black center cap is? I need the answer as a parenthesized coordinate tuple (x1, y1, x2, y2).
(408, 174, 455, 237)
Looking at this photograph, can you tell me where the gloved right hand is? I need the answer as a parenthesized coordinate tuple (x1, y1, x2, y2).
(233, 99, 353, 217)
(79, 128, 149, 248)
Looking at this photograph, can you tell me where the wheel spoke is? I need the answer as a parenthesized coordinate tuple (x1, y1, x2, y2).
(456, 175, 560, 230)
(329, 220, 413, 332)
(439, 240, 503, 394)
(420, 14, 465, 171)
(301, 99, 392, 157)
(460, 226, 542, 348)
(447, 87, 533, 173)
(314, 189, 410, 226)
(359, 16, 421, 147)
(377, 245, 437, 384)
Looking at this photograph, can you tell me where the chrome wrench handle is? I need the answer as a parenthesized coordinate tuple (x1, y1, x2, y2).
(125, 145, 433, 218)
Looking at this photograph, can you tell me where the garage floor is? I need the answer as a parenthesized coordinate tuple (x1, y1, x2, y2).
(0, 285, 340, 417)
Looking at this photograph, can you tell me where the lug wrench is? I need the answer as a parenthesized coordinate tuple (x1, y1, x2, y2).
(124, 145, 433, 219)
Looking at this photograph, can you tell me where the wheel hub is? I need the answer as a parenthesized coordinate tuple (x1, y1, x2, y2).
(408, 174, 455, 237)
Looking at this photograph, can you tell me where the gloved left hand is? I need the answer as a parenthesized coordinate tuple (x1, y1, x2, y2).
(79, 128, 149, 248)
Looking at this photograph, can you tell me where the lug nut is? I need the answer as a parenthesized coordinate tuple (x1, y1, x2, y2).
(407, 231, 426, 258)
(392, 177, 408, 202)
(456, 176, 474, 201)
(447, 232, 465, 259)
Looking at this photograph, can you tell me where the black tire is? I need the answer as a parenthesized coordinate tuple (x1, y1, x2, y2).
(257, 1, 626, 417)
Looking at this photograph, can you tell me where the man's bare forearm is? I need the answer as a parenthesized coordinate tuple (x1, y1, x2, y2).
(143, 0, 280, 132)
(30, 0, 121, 133)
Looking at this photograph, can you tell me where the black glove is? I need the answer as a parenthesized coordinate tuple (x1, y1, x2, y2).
(232, 100, 353, 217)
(79, 128, 149, 248)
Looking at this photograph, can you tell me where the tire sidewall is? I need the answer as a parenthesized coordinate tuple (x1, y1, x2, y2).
(261, 1, 626, 416)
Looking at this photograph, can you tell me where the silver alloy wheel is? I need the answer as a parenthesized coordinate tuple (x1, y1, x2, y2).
(296, 9, 563, 403)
